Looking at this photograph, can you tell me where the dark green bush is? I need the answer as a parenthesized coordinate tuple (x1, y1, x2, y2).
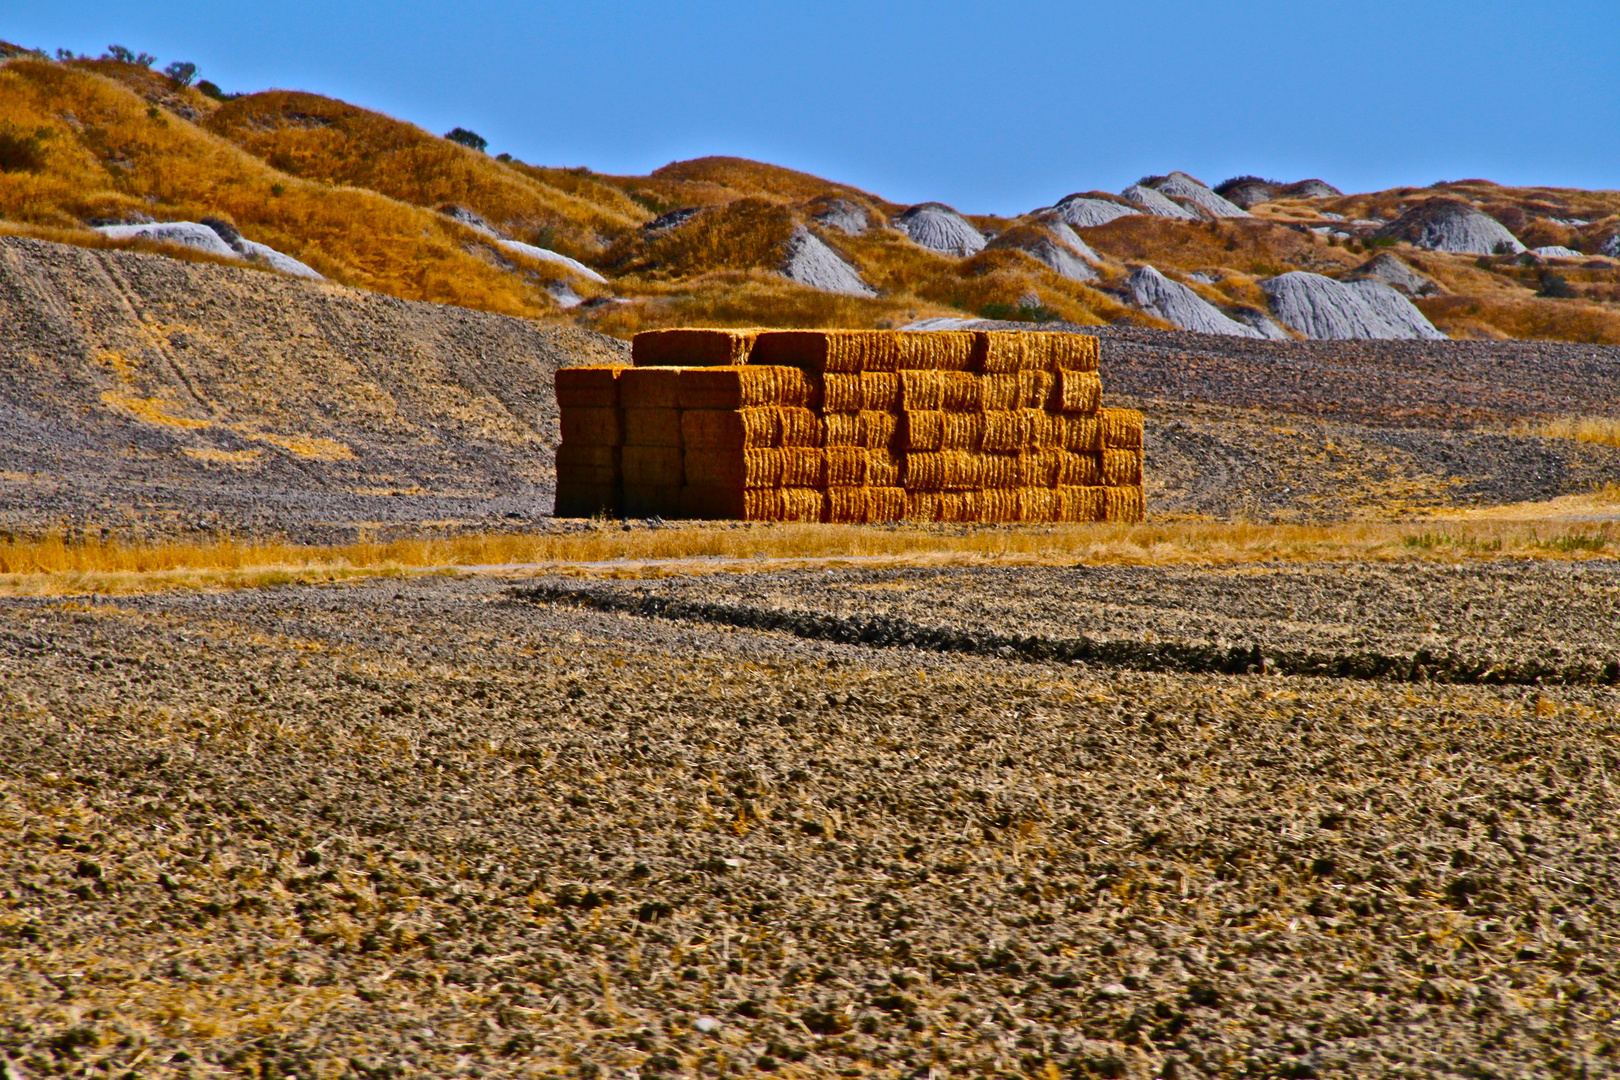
(444, 127, 487, 153)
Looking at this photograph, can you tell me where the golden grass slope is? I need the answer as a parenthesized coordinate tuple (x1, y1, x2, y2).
(204, 91, 646, 260)
(0, 59, 582, 317)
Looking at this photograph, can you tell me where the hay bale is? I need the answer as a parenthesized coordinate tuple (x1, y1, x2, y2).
(823, 374, 900, 413)
(1102, 449, 1144, 486)
(979, 488, 1020, 521)
(980, 412, 1030, 453)
(560, 407, 622, 446)
(866, 450, 900, 488)
(554, 366, 628, 408)
(1018, 370, 1057, 409)
(681, 408, 778, 449)
(678, 366, 818, 410)
(824, 410, 897, 448)
(1019, 448, 1062, 488)
(686, 447, 824, 489)
(1025, 332, 1099, 372)
(978, 376, 1020, 412)
(1056, 370, 1102, 413)
(939, 491, 980, 523)
(899, 411, 945, 452)
(618, 367, 684, 408)
(779, 407, 825, 447)
(902, 451, 981, 491)
(631, 328, 759, 367)
(895, 331, 976, 371)
(980, 453, 1021, 489)
(1017, 486, 1060, 523)
(899, 370, 946, 411)
(1102, 408, 1145, 449)
(976, 331, 1031, 374)
(1057, 485, 1106, 522)
(1054, 450, 1102, 487)
(825, 447, 866, 486)
(624, 484, 682, 518)
(622, 408, 683, 447)
(705, 487, 824, 522)
(827, 486, 907, 523)
(750, 330, 898, 373)
(904, 491, 942, 522)
(622, 445, 684, 487)
(1105, 486, 1145, 523)
(1022, 409, 1060, 448)
(555, 443, 621, 486)
(940, 372, 984, 412)
(553, 482, 620, 519)
(1059, 414, 1103, 452)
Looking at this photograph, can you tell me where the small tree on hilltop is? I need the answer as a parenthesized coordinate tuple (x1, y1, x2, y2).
(164, 61, 198, 86)
(445, 127, 487, 153)
(105, 44, 156, 67)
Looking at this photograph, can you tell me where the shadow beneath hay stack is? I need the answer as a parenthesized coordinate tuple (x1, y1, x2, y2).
(511, 582, 1620, 687)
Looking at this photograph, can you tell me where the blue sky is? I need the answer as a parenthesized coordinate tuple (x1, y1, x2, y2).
(6, 0, 1617, 215)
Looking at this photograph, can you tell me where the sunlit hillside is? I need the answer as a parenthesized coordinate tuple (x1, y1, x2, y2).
(2, 46, 1618, 341)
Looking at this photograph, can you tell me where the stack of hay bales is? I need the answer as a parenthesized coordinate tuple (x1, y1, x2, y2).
(553, 329, 1143, 523)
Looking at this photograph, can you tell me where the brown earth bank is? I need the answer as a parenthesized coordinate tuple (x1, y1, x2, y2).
(2, 569, 1618, 1079)
(2, 238, 1619, 540)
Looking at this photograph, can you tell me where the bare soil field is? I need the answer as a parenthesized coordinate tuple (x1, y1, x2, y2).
(3, 567, 1618, 1079)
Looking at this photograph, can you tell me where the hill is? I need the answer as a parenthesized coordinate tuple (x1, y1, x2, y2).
(2, 49, 1619, 342)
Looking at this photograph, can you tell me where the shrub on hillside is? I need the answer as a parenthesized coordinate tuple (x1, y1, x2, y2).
(1537, 272, 1575, 299)
(163, 61, 197, 87)
(104, 44, 155, 67)
(0, 123, 49, 173)
(445, 127, 487, 153)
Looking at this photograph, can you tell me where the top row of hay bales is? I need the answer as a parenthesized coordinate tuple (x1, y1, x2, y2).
(629, 328, 1099, 374)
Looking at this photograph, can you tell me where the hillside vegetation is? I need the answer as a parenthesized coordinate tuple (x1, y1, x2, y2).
(2, 49, 1619, 341)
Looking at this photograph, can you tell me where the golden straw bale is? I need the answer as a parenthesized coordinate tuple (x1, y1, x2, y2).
(822, 374, 862, 413)
(940, 372, 983, 412)
(975, 331, 1032, 374)
(941, 412, 982, 451)
(868, 487, 907, 522)
(1056, 370, 1103, 413)
(632, 328, 760, 368)
(555, 443, 620, 486)
(895, 331, 976, 371)
(899, 411, 944, 452)
(1054, 450, 1103, 487)
(554, 366, 628, 409)
(939, 491, 980, 523)
(979, 453, 1021, 489)
(860, 410, 898, 448)
(560, 407, 622, 446)
(773, 487, 826, 522)
(1020, 409, 1060, 449)
(778, 407, 825, 447)
(825, 447, 866, 486)
(678, 366, 818, 410)
(866, 450, 900, 488)
(1105, 486, 1145, 523)
(618, 367, 683, 409)
(622, 408, 683, 447)
(1102, 448, 1144, 486)
(624, 484, 682, 518)
(1048, 332, 1101, 372)
(980, 412, 1023, 453)
(1102, 407, 1146, 449)
(979, 488, 1020, 521)
(1058, 414, 1104, 452)
(1017, 486, 1060, 523)
(622, 445, 684, 487)
(904, 491, 942, 522)
(978, 375, 1020, 412)
(1018, 370, 1057, 409)
(899, 370, 946, 411)
(554, 482, 620, 519)
(862, 372, 901, 411)
(1057, 485, 1106, 523)
(824, 486, 868, 524)
(822, 412, 860, 447)
(902, 451, 981, 491)
(1019, 448, 1063, 488)
(681, 408, 777, 449)
(750, 330, 897, 373)
(686, 448, 777, 489)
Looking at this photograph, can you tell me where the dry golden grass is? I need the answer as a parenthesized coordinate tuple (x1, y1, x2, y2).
(0, 60, 567, 317)
(1072, 215, 1362, 278)
(4, 503, 1615, 596)
(648, 156, 894, 208)
(1417, 293, 1620, 344)
(204, 91, 644, 260)
(1516, 415, 1620, 447)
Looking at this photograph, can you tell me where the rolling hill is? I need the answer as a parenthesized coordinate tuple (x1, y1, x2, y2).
(2, 46, 1618, 342)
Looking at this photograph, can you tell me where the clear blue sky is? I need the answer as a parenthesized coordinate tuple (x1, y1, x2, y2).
(6, 0, 1617, 215)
